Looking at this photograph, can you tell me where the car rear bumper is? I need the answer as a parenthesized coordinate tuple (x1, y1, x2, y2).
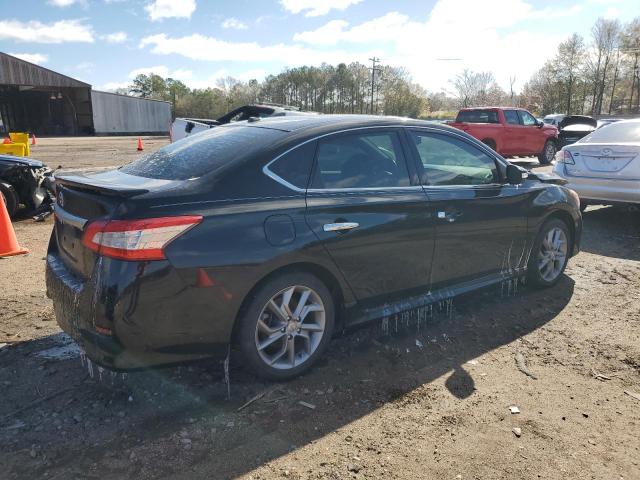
(45, 244, 233, 371)
(553, 165, 640, 205)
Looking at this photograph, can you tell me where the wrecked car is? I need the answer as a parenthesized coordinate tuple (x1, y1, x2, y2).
(170, 104, 316, 142)
(0, 154, 55, 218)
(558, 115, 597, 147)
(46, 115, 582, 380)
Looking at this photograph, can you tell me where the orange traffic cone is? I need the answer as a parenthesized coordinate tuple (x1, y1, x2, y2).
(31, 133, 37, 146)
(0, 195, 28, 257)
(2, 137, 11, 144)
(196, 268, 215, 287)
(137, 137, 144, 151)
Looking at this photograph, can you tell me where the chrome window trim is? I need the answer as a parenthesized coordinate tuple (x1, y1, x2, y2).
(262, 124, 508, 193)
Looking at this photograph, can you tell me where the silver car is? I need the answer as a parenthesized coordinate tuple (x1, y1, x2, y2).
(553, 119, 640, 210)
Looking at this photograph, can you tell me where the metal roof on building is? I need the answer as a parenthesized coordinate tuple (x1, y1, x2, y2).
(0, 52, 90, 88)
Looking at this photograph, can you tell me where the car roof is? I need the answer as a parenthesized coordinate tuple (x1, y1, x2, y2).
(240, 114, 458, 136)
(458, 106, 526, 111)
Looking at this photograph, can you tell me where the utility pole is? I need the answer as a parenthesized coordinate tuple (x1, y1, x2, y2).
(369, 57, 381, 114)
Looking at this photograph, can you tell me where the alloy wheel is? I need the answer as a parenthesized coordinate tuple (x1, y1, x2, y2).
(545, 142, 556, 162)
(254, 285, 326, 370)
(537, 227, 567, 282)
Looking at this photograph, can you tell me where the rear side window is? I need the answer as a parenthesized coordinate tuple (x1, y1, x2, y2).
(456, 110, 499, 124)
(120, 126, 284, 180)
(269, 141, 317, 189)
(581, 121, 640, 143)
(310, 131, 410, 189)
(504, 110, 520, 125)
(409, 131, 497, 186)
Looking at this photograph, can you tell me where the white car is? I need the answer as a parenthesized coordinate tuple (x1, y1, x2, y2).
(553, 119, 640, 210)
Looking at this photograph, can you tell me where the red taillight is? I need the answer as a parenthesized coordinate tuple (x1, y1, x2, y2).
(556, 149, 575, 165)
(82, 216, 202, 261)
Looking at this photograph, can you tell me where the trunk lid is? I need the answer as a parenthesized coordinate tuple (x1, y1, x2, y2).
(564, 143, 640, 180)
(53, 170, 177, 279)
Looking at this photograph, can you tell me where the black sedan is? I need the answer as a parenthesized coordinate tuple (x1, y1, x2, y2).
(46, 115, 582, 379)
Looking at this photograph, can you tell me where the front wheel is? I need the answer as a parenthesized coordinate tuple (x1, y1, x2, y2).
(0, 182, 19, 218)
(236, 272, 335, 380)
(538, 140, 556, 165)
(527, 218, 571, 288)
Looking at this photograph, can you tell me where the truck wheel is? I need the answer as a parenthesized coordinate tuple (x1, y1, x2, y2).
(481, 139, 496, 151)
(0, 182, 19, 218)
(538, 140, 556, 165)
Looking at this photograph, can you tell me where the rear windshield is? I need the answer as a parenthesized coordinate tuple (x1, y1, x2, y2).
(456, 110, 499, 124)
(120, 125, 284, 180)
(579, 121, 640, 144)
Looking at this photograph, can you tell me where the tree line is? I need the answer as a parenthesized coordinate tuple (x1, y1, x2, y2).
(121, 16, 639, 119)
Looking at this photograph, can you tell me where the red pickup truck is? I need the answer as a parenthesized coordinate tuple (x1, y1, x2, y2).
(450, 107, 559, 164)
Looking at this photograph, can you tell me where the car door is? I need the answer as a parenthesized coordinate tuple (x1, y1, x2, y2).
(518, 110, 541, 154)
(405, 128, 530, 291)
(304, 128, 436, 309)
(502, 109, 525, 155)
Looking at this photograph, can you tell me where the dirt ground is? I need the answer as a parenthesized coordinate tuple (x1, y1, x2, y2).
(1, 137, 639, 480)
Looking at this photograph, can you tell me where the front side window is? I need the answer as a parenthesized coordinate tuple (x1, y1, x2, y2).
(409, 131, 498, 186)
(310, 131, 410, 189)
(518, 111, 537, 126)
(504, 110, 521, 125)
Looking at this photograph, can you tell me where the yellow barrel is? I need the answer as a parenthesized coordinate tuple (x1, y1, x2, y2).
(8, 132, 30, 156)
(0, 143, 26, 156)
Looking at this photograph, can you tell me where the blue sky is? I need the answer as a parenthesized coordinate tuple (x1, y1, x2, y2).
(0, 0, 637, 94)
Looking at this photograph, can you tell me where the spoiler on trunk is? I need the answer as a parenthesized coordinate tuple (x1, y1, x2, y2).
(55, 170, 175, 197)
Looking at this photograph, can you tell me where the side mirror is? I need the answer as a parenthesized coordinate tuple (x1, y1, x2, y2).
(537, 120, 544, 128)
(506, 164, 524, 185)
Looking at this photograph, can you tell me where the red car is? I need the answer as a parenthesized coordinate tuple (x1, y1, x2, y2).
(450, 108, 559, 164)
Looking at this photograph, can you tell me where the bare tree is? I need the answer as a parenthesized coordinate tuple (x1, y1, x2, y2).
(556, 34, 585, 114)
(589, 18, 621, 115)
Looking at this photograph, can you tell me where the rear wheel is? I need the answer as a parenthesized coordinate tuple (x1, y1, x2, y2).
(0, 182, 19, 218)
(237, 272, 335, 380)
(527, 218, 570, 288)
(481, 139, 496, 151)
(538, 140, 556, 165)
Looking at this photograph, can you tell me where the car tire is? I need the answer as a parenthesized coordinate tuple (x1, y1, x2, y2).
(236, 272, 335, 380)
(527, 218, 571, 288)
(0, 182, 19, 218)
(538, 140, 556, 165)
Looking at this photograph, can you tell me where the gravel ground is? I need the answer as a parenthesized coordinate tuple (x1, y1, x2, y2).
(1, 137, 639, 480)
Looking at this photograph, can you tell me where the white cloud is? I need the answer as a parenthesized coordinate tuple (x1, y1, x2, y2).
(280, 0, 362, 17)
(237, 69, 267, 81)
(8, 53, 49, 64)
(604, 7, 620, 18)
(128, 65, 193, 81)
(291, 1, 579, 91)
(48, 0, 85, 6)
(98, 81, 130, 91)
(145, 0, 196, 21)
(139, 33, 373, 65)
(0, 19, 93, 43)
(222, 18, 248, 30)
(103, 31, 127, 43)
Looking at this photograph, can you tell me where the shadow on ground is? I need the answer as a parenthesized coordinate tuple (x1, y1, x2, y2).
(580, 206, 640, 261)
(0, 277, 574, 479)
